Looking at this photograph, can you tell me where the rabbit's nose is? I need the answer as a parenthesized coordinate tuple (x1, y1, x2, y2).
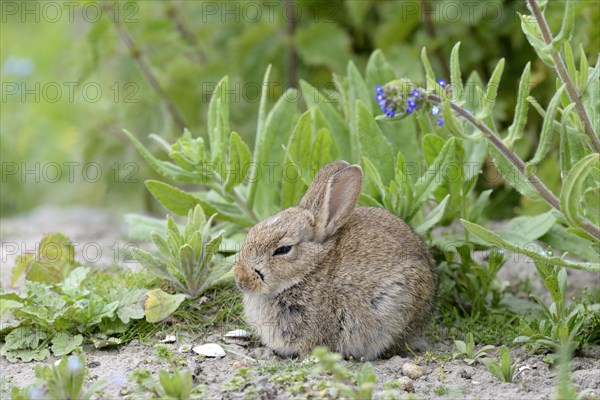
(253, 268, 265, 282)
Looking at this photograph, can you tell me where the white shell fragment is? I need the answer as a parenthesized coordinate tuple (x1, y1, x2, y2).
(193, 343, 226, 358)
(224, 329, 251, 339)
(402, 362, 423, 379)
(161, 335, 176, 343)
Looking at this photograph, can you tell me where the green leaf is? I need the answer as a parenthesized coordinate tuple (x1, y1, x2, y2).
(483, 358, 503, 381)
(482, 58, 505, 117)
(347, 61, 371, 162)
(450, 42, 463, 100)
(420, 47, 436, 91)
(488, 144, 543, 202)
(125, 214, 167, 241)
(300, 80, 350, 160)
(143, 289, 187, 323)
(0, 298, 22, 315)
(145, 180, 201, 216)
(62, 267, 90, 298)
(296, 23, 350, 72)
(525, 85, 565, 174)
(51, 333, 83, 356)
(552, 0, 574, 50)
(506, 211, 557, 240)
(559, 103, 585, 177)
(282, 111, 312, 208)
(506, 62, 531, 147)
(583, 187, 600, 227)
(519, 13, 554, 66)
(365, 50, 396, 95)
(311, 128, 333, 173)
(542, 224, 598, 263)
(224, 132, 252, 192)
(461, 219, 599, 272)
(413, 138, 456, 215)
(112, 288, 147, 324)
(123, 130, 203, 183)
(362, 156, 385, 200)
(207, 76, 230, 169)
(357, 100, 395, 183)
(560, 154, 599, 229)
(422, 134, 446, 167)
(414, 195, 450, 235)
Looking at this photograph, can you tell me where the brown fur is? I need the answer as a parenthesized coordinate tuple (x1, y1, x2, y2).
(235, 161, 437, 360)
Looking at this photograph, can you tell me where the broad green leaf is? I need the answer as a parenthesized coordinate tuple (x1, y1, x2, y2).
(357, 101, 395, 183)
(559, 103, 585, 177)
(62, 267, 90, 298)
(296, 23, 350, 72)
(525, 85, 565, 174)
(145, 180, 200, 216)
(506, 62, 531, 148)
(519, 13, 554, 66)
(311, 128, 333, 174)
(0, 299, 22, 315)
(488, 144, 543, 202)
(224, 132, 252, 192)
(461, 219, 599, 272)
(300, 80, 350, 159)
(507, 211, 557, 240)
(365, 50, 396, 95)
(251, 89, 300, 218)
(583, 187, 600, 227)
(143, 289, 186, 323)
(207, 76, 230, 169)
(422, 134, 446, 167)
(51, 333, 83, 356)
(347, 61, 371, 162)
(414, 195, 450, 235)
(361, 156, 385, 200)
(542, 225, 599, 263)
(125, 214, 167, 241)
(560, 154, 599, 229)
(282, 111, 312, 208)
(470, 189, 492, 222)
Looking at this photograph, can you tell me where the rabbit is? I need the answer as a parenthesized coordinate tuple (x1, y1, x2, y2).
(235, 160, 437, 360)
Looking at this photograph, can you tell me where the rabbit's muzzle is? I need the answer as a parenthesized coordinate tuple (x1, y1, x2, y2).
(234, 262, 263, 293)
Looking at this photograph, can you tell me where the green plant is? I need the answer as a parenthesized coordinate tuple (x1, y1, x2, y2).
(128, 205, 230, 299)
(483, 346, 521, 383)
(515, 254, 598, 352)
(312, 347, 376, 400)
(10, 355, 106, 400)
(130, 368, 205, 399)
(1, 264, 147, 362)
(452, 332, 495, 365)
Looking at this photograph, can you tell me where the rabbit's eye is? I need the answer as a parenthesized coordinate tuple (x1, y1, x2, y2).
(273, 245, 292, 256)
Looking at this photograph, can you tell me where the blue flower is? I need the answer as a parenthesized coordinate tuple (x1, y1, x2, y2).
(386, 109, 395, 118)
(412, 89, 420, 98)
(375, 85, 383, 94)
(407, 99, 417, 108)
(437, 118, 444, 126)
(436, 78, 446, 87)
(431, 105, 440, 116)
(67, 356, 82, 372)
(376, 93, 384, 102)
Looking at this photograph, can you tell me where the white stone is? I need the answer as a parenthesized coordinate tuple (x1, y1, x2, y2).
(193, 343, 226, 358)
(161, 335, 176, 343)
(224, 329, 251, 339)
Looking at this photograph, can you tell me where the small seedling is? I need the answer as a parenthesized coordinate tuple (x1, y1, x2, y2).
(130, 368, 206, 399)
(483, 346, 522, 383)
(129, 205, 229, 299)
(453, 332, 495, 365)
(10, 355, 106, 400)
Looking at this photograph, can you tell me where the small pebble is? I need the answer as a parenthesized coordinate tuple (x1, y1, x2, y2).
(224, 329, 251, 339)
(459, 369, 472, 379)
(402, 362, 423, 379)
(161, 335, 176, 343)
(397, 376, 414, 392)
(178, 344, 192, 353)
(192, 343, 226, 358)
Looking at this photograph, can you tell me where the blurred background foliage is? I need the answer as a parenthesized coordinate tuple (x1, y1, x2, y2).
(1, 0, 598, 217)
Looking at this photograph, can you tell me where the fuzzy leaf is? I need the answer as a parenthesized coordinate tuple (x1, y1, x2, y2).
(224, 131, 252, 192)
(357, 100, 395, 183)
(143, 289, 186, 323)
(560, 154, 599, 229)
(414, 195, 450, 235)
(506, 63, 531, 147)
(51, 333, 83, 356)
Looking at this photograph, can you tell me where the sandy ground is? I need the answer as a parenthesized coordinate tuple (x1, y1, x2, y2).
(1, 207, 599, 399)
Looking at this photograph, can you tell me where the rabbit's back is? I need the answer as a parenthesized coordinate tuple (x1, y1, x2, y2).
(244, 206, 437, 360)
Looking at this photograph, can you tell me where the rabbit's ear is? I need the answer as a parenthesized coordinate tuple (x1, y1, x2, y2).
(300, 161, 350, 211)
(315, 165, 362, 240)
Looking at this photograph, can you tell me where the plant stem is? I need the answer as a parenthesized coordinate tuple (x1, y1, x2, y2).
(425, 93, 600, 241)
(526, 0, 600, 153)
(108, 6, 189, 132)
(164, 0, 207, 64)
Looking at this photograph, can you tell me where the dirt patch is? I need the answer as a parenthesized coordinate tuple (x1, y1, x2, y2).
(1, 207, 599, 398)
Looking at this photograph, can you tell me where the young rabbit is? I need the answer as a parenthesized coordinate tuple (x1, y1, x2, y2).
(235, 161, 437, 360)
